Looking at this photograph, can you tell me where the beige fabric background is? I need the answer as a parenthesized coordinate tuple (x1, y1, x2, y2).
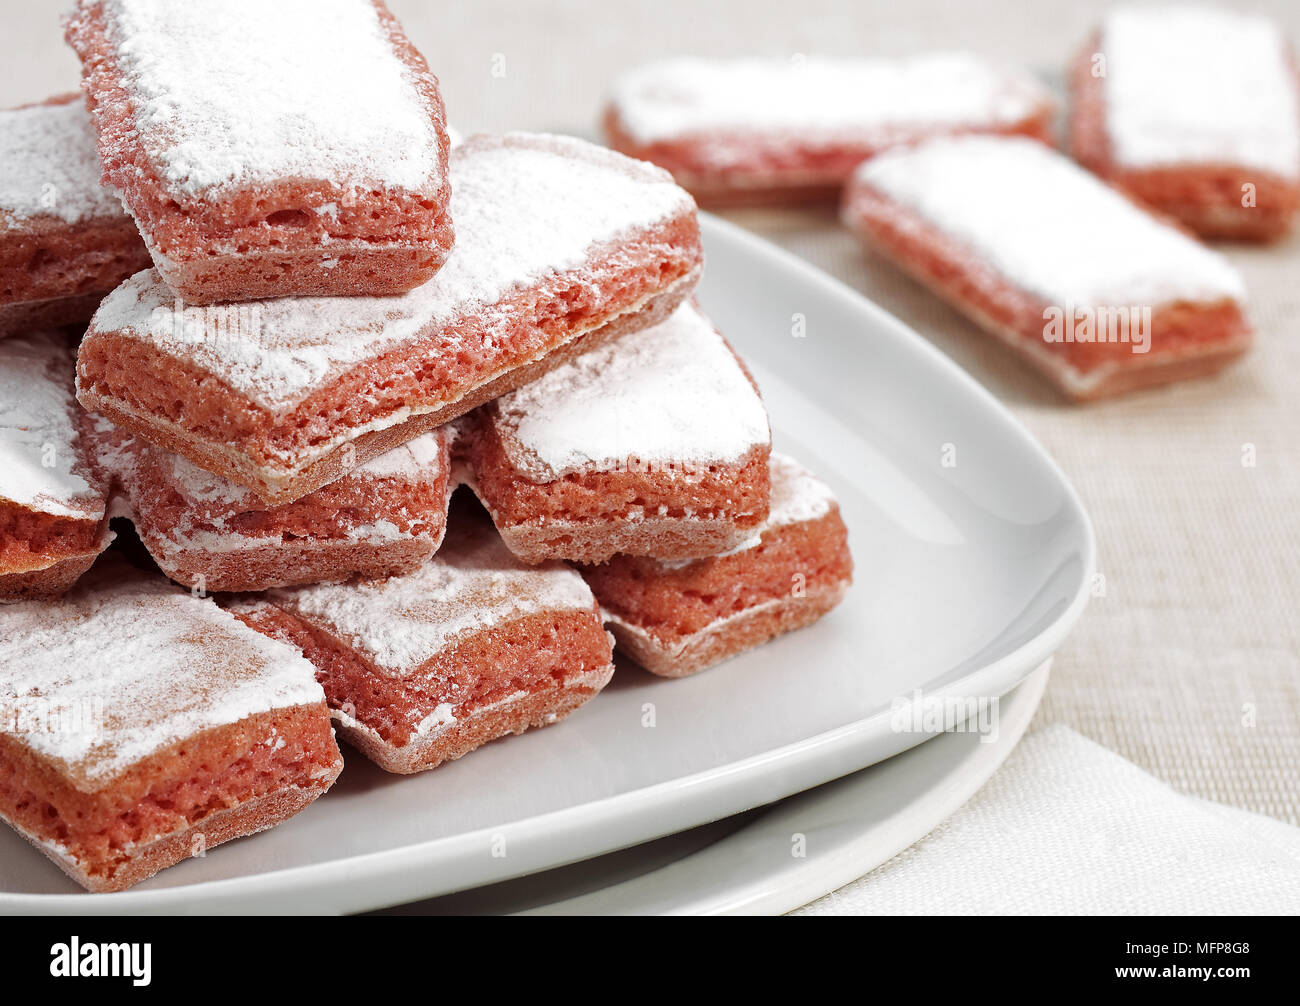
(2, 1, 1296, 824)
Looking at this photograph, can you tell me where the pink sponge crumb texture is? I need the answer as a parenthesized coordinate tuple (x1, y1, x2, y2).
(238, 602, 614, 775)
(840, 137, 1254, 400)
(0, 95, 150, 337)
(107, 427, 453, 592)
(231, 510, 616, 774)
(1, 332, 113, 602)
(0, 559, 342, 892)
(0, 703, 341, 892)
(581, 454, 854, 677)
(459, 301, 772, 564)
(75, 133, 702, 507)
(65, 0, 453, 303)
(464, 415, 770, 565)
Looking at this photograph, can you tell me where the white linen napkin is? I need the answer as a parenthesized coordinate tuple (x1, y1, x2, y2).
(795, 725, 1300, 915)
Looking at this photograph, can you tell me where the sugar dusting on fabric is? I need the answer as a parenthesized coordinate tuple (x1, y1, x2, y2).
(854, 136, 1247, 307)
(496, 302, 770, 481)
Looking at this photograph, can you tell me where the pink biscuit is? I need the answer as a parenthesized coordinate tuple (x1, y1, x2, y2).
(66, 0, 453, 304)
(1071, 8, 1300, 241)
(580, 454, 853, 678)
(604, 54, 1055, 206)
(843, 136, 1253, 400)
(0, 557, 342, 893)
(0, 332, 113, 602)
(461, 301, 772, 564)
(76, 133, 702, 506)
(0, 95, 149, 338)
(104, 427, 453, 593)
(233, 507, 615, 774)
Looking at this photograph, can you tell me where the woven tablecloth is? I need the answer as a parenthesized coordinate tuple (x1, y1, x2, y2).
(4, 0, 1296, 827)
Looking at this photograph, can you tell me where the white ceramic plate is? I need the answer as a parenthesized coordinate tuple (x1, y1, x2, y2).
(0, 215, 1094, 914)
(381, 661, 1052, 915)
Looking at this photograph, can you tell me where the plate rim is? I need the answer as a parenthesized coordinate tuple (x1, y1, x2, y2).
(510, 659, 1053, 916)
(0, 213, 1096, 914)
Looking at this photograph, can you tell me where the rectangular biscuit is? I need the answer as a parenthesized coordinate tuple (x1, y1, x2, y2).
(106, 427, 453, 593)
(461, 301, 771, 564)
(842, 136, 1252, 399)
(233, 508, 615, 774)
(0, 558, 342, 892)
(605, 53, 1055, 205)
(0, 331, 113, 602)
(66, 0, 454, 302)
(1070, 7, 1300, 241)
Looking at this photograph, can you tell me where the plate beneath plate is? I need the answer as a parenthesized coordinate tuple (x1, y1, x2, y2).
(382, 661, 1052, 915)
(0, 214, 1094, 914)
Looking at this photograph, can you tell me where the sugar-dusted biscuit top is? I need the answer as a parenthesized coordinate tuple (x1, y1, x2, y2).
(0, 332, 104, 521)
(461, 301, 771, 564)
(0, 561, 327, 789)
(65, 0, 453, 303)
(851, 136, 1246, 309)
(1100, 7, 1299, 179)
(494, 301, 770, 481)
(73, 0, 445, 202)
(0, 96, 150, 338)
(87, 133, 697, 412)
(760, 452, 836, 531)
(609, 54, 1051, 154)
(0, 97, 124, 226)
(264, 516, 597, 676)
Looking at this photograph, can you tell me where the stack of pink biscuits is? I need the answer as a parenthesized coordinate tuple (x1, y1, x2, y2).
(0, 0, 853, 892)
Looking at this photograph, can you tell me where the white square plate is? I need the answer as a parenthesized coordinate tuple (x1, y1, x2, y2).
(0, 214, 1094, 914)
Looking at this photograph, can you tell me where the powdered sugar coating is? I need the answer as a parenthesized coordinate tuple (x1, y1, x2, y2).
(97, 0, 442, 196)
(0, 563, 325, 787)
(766, 453, 834, 528)
(656, 453, 834, 568)
(496, 302, 769, 481)
(357, 431, 445, 480)
(151, 516, 408, 557)
(0, 99, 124, 224)
(89, 134, 695, 410)
(265, 519, 595, 676)
(155, 430, 446, 509)
(1102, 8, 1300, 179)
(854, 136, 1246, 307)
(0, 333, 102, 520)
(610, 53, 1052, 154)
